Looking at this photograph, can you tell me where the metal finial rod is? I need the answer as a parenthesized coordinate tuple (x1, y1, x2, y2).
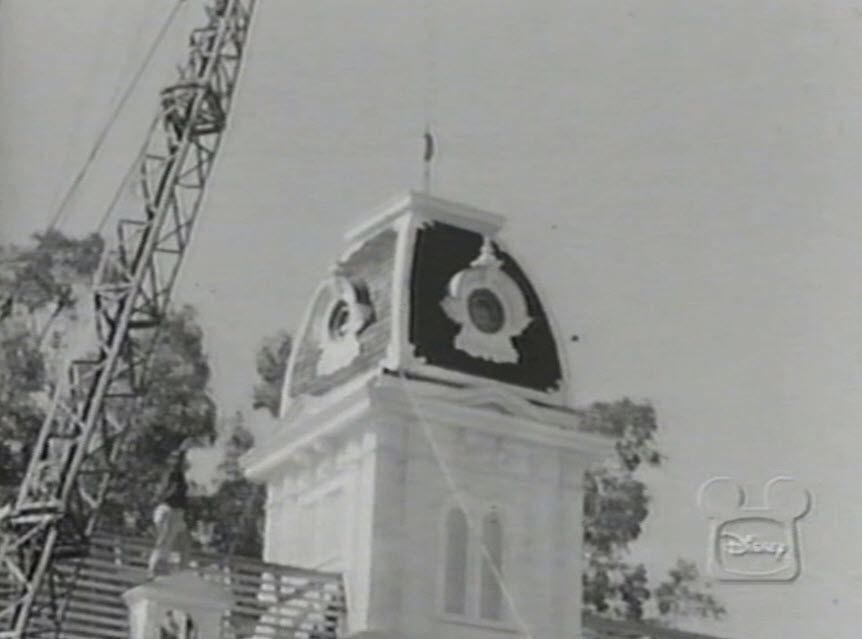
(423, 128, 434, 193)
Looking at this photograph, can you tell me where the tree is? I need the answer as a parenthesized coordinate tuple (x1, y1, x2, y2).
(99, 305, 218, 532)
(185, 331, 294, 557)
(252, 330, 292, 416)
(0, 231, 104, 503)
(1, 232, 270, 558)
(654, 559, 725, 623)
(0, 232, 220, 534)
(0, 230, 102, 317)
(0, 324, 45, 501)
(184, 331, 294, 557)
(581, 399, 725, 625)
(187, 413, 265, 557)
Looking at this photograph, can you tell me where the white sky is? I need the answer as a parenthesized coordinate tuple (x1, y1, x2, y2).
(3, 1, 862, 637)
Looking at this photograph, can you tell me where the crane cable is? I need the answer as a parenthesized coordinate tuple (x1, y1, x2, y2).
(48, 1, 117, 229)
(397, 371, 537, 639)
(95, 116, 161, 235)
(46, 0, 187, 233)
(1, 0, 186, 326)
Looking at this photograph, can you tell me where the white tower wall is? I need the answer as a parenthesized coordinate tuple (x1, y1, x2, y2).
(247, 381, 611, 639)
(242, 193, 614, 639)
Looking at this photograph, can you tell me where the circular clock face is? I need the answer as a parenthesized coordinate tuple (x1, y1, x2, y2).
(327, 300, 351, 340)
(467, 288, 505, 334)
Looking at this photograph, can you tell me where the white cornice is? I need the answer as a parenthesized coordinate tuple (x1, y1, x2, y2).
(369, 383, 614, 460)
(243, 374, 614, 482)
(345, 191, 505, 243)
(242, 383, 373, 481)
(375, 372, 578, 429)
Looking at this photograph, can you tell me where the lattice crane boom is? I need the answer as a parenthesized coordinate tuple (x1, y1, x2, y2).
(0, 1, 256, 636)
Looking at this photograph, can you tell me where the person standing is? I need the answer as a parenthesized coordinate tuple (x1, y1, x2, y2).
(147, 447, 192, 577)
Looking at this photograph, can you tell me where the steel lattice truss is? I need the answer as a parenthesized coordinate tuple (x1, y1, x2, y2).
(0, 1, 256, 636)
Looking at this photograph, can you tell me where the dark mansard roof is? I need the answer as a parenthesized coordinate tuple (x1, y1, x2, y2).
(280, 192, 567, 413)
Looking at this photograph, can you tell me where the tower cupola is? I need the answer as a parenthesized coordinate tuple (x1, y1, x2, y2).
(243, 193, 612, 639)
(280, 191, 568, 413)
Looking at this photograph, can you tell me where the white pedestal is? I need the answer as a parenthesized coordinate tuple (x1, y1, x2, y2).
(122, 570, 233, 639)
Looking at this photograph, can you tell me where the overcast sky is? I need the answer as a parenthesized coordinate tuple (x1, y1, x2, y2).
(3, 1, 862, 637)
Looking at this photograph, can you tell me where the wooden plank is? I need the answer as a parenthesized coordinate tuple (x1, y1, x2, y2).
(59, 621, 127, 639)
(42, 529, 346, 639)
(64, 605, 129, 627)
(89, 532, 341, 579)
(64, 596, 126, 615)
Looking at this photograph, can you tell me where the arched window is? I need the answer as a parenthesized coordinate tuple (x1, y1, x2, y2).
(479, 510, 503, 620)
(443, 507, 468, 614)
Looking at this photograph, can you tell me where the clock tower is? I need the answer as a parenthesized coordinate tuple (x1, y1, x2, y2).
(242, 192, 613, 639)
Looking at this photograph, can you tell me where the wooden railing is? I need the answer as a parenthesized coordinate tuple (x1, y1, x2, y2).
(30, 531, 345, 639)
(3, 531, 738, 639)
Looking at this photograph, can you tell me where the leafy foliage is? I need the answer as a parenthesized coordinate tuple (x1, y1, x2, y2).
(100, 305, 218, 532)
(193, 331, 294, 556)
(1, 230, 103, 316)
(0, 231, 103, 503)
(582, 400, 660, 555)
(0, 231, 272, 558)
(582, 399, 725, 625)
(187, 414, 265, 557)
(252, 331, 292, 416)
(0, 327, 45, 501)
(654, 559, 726, 622)
(189, 331, 294, 556)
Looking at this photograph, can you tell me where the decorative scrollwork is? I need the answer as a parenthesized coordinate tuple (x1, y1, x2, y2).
(315, 276, 374, 376)
(441, 237, 531, 363)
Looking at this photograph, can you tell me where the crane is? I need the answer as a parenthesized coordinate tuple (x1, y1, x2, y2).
(0, 1, 256, 636)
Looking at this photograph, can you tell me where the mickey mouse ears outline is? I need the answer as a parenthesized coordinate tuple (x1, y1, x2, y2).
(697, 476, 812, 520)
(697, 475, 812, 582)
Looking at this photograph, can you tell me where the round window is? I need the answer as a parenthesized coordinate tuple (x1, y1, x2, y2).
(327, 300, 351, 340)
(467, 288, 505, 334)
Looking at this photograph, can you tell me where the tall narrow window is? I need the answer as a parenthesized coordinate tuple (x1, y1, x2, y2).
(479, 510, 503, 620)
(444, 507, 468, 614)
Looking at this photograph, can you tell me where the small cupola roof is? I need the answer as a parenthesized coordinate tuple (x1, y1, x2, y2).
(280, 192, 568, 413)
